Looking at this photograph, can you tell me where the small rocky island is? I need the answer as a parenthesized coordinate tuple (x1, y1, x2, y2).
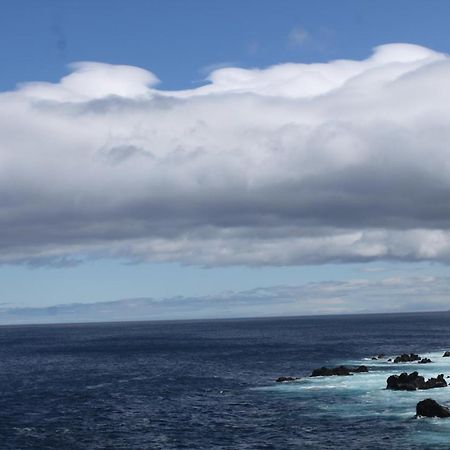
(387, 371, 447, 390)
(416, 399, 450, 418)
(310, 365, 368, 377)
(275, 376, 299, 383)
(392, 353, 421, 363)
(275, 365, 369, 382)
(418, 358, 432, 364)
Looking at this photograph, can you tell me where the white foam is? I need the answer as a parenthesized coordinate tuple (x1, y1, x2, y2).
(263, 349, 450, 444)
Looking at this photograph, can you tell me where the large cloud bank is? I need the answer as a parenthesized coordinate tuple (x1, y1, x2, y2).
(2, 43, 450, 266)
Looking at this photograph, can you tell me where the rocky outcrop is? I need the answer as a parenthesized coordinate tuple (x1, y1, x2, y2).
(443, 351, 450, 357)
(311, 366, 351, 377)
(371, 354, 385, 360)
(310, 365, 368, 377)
(351, 365, 369, 373)
(416, 399, 450, 418)
(421, 374, 447, 389)
(425, 374, 443, 389)
(418, 358, 432, 364)
(387, 372, 423, 390)
(275, 376, 299, 383)
(393, 353, 421, 363)
(386, 371, 447, 391)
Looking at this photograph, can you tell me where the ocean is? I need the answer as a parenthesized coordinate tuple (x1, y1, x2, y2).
(1, 312, 450, 449)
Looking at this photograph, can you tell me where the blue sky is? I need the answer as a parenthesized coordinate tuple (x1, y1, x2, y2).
(1, 0, 450, 319)
(2, 0, 450, 91)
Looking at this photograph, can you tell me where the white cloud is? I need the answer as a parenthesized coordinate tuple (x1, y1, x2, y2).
(19, 62, 159, 100)
(1, 43, 450, 267)
(1, 275, 448, 324)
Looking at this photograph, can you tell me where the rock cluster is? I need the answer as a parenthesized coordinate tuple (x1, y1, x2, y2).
(274, 350, 450, 419)
(310, 365, 368, 377)
(276, 365, 369, 382)
(275, 376, 299, 383)
(351, 365, 369, 373)
(393, 353, 421, 363)
(416, 399, 450, 418)
(386, 371, 447, 391)
(418, 358, 432, 364)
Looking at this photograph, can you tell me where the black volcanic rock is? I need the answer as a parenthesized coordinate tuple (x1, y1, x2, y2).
(387, 371, 447, 391)
(416, 399, 450, 418)
(418, 358, 432, 364)
(387, 371, 423, 391)
(422, 374, 447, 390)
(310, 365, 369, 377)
(393, 353, 421, 363)
(443, 351, 450, 357)
(351, 365, 369, 373)
(311, 366, 352, 377)
(276, 376, 299, 383)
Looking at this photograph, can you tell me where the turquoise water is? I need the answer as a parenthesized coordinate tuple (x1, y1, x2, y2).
(1, 312, 450, 448)
(261, 349, 450, 448)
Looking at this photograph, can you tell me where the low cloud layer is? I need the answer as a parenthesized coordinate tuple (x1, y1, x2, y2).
(2, 43, 450, 266)
(0, 275, 447, 324)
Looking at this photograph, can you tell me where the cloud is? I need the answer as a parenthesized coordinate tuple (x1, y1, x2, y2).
(1, 275, 448, 324)
(287, 25, 333, 54)
(1, 43, 450, 267)
(288, 26, 311, 47)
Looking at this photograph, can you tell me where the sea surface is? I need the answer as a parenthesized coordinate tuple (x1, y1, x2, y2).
(2, 312, 450, 449)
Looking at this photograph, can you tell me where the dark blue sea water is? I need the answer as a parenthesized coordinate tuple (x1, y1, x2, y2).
(1, 312, 450, 449)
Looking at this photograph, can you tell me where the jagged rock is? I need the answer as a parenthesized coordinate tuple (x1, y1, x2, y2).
(418, 358, 432, 364)
(311, 366, 352, 377)
(371, 357, 378, 360)
(310, 365, 369, 377)
(276, 376, 299, 383)
(422, 374, 447, 390)
(416, 399, 450, 418)
(393, 353, 421, 363)
(387, 372, 423, 390)
(443, 351, 450, 357)
(351, 365, 369, 373)
(386, 371, 447, 391)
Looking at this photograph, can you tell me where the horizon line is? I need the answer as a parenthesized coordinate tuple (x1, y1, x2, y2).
(1, 308, 448, 328)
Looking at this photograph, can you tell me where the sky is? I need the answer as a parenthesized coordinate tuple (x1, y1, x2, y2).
(1, 0, 450, 322)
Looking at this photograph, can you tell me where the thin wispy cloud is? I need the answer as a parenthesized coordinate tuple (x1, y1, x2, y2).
(1, 275, 448, 324)
(288, 25, 334, 53)
(288, 26, 311, 47)
(1, 44, 450, 267)
(360, 267, 388, 273)
(199, 61, 237, 76)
